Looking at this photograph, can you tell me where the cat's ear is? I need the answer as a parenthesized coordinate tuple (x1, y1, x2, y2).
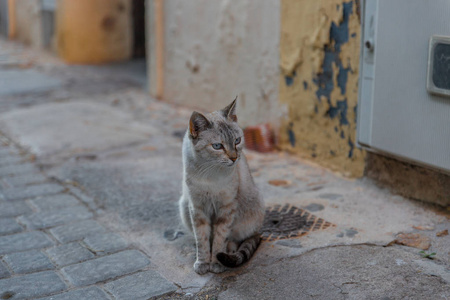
(221, 96, 238, 122)
(189, 111, 211, 138)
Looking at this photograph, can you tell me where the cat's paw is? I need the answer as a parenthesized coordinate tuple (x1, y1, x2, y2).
(210, 262, 226, 273)
(194, 261, 210, 275)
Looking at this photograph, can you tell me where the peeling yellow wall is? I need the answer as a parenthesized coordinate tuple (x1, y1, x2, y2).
(56, 0, 132, 64)
(279, 0, 364, 177)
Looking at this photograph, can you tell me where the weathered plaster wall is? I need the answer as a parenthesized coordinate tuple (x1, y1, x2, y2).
(158, 0, 281, 128)
(55, 0, 132, 64)
(279, 0, 364, 177)
(366, 153, 450, 207)
(14, 0, 43, 48)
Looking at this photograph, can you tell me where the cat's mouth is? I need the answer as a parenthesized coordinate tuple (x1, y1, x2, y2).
(226, 158, 239, 167)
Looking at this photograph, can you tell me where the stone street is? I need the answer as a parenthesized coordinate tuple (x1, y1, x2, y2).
(0, 40, 449, 300)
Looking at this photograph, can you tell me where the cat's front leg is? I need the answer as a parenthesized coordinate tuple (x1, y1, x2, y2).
(190, 208, 212, 275)
(210, 206, 235, 273)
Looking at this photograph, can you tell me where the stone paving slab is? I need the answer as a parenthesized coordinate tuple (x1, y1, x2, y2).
(0, 271, 67, 300)
(64, 185, 97, 211)
(49, 220, 108, 243)
(0, 69, 63, 96)
(0, 148, 17, 157)
(46, 242, 95, 267)
(3, 183, 66, 201)
(218, 245, 450, 300)
(29, 194, 80, 211)
(0, 173, 48, 188)
(61, 250, 150, 287)
(19, 206, 93, 229)
(0, 217, 23, 235)
(0, 201, 32, 217)
(104, 270, 177, 300)
(0, 163, 38, 178)
(0, 261, 10, 279)
(83, 233, 128, 255)
(0, 101, 156, 160)
(0, 155, 24, 167)
(38, 287, 112, 300)
(3, 249, 54, 274)
(0, 231, 54, 255)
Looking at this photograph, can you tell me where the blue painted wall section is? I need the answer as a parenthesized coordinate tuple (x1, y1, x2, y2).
(287, 122, 296, 147)
(280, 0, 364, 176)
(303, 80, 308, 90)
(348, 137, 354, 158)
(313, 1, 356, 158)
(285, 70, 296, 86)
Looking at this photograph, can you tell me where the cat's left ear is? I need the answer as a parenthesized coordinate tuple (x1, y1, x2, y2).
(221, 96, 238, 122)
(189, 111, 211, 139)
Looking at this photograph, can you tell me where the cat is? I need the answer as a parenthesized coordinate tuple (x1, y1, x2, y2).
(179, 98, 265, 274)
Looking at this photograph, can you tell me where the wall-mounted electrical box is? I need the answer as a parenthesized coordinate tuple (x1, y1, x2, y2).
(357, 0, 450, 174)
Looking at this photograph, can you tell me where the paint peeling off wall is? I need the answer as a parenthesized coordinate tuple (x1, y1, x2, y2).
(279, 0, 364, 177)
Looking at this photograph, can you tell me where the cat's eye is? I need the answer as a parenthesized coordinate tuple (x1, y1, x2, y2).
(212, 143, 223, 150)
(235, 137, 241, 145)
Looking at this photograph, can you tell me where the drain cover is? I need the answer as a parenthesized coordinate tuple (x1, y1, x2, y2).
(261, 204, 334, 241)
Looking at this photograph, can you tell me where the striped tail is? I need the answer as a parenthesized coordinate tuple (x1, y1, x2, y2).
(216, 234, 261, 268)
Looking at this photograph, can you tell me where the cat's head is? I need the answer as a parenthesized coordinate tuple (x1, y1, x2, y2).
(188, 98, 244, 167)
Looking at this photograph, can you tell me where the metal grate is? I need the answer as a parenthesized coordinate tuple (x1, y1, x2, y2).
(261, 204, 334, 241)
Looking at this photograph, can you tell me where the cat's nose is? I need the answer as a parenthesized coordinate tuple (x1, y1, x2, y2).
(230, 156, 237, 162)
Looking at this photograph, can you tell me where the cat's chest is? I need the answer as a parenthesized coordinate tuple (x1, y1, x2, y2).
(188, 172, 236, 190)
(193, 188, 235, 217)
(193, 184, 234, 200)
(188, 179, 236, 203)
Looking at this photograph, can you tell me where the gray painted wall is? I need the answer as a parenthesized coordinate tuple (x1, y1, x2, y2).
(148, 0, 282, 128)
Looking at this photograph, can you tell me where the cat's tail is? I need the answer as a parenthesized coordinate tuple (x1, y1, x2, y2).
(216, 234, 261, 268)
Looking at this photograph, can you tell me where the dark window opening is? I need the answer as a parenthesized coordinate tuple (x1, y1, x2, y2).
(132, 0, 146, 58)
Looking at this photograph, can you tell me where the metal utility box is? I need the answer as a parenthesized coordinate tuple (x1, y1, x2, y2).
(357, 0, 450, 173)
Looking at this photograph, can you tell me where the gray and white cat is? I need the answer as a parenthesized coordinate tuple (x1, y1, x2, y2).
(179, 99, 264, 274)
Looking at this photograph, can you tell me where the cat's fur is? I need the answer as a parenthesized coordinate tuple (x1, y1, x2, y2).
(179, 99, 264, 274)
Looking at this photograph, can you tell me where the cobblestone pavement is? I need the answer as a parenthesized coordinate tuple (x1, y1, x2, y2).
(0, 40, 449, 300)
(0, 139, 176, 299)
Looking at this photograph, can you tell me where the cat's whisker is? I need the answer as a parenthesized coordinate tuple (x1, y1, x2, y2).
(192, 161, 215, 177)
(195, 165, 215, 179)
(196, 165, 212, 178)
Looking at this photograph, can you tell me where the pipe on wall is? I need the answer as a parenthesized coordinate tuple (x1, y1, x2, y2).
(8, 0, 16, 38)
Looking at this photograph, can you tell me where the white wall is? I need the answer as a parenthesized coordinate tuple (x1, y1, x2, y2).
(15, 0, 44, 48)
(149, 0, 281, 128)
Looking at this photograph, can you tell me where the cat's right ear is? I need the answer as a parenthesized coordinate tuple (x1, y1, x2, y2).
(221, 97, 238, 122)
(189, 111, 211, 139)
